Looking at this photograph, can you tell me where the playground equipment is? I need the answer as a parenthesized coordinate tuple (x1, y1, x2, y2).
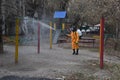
(54, 23, 56, 30)
(15, 18, 19, 64)
(100, 17, 104, 69)
(49, 22, 52, 49)
(53, 29, 61, 44)
(38, 22, 40, 53)
(14, 12, 104, 69)
(14, 17, 55, 63)
(50, 11, 67, 47)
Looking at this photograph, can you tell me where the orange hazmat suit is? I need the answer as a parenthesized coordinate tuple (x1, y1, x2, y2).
(68, 31, 79, 49)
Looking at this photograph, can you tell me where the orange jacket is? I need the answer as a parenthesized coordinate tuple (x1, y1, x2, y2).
(68, 31, 79, 49)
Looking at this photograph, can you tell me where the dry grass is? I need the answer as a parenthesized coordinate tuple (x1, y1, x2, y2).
(104, 38, 120, 58)
(66, 72, 95, 80)
(107, 64, 120, 80)
(66, 60, 120, 80)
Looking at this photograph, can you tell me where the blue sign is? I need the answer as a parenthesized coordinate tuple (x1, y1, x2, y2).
(54, 11, 66, 18)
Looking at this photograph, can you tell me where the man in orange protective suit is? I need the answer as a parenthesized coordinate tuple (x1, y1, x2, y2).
(68, 26, 79, 55)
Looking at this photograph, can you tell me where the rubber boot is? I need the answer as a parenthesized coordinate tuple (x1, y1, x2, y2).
(72, 49, 75, 55)
(76, 49, 79, 55)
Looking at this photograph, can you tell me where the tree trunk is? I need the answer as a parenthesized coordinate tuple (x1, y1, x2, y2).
(0, 25, 3, 54)
(114, 23, 119, 50)
(0, 0, 4, 53)
(118, 25, 120, 39)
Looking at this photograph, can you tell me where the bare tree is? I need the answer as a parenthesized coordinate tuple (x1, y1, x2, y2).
(0, 0, 3, 53)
